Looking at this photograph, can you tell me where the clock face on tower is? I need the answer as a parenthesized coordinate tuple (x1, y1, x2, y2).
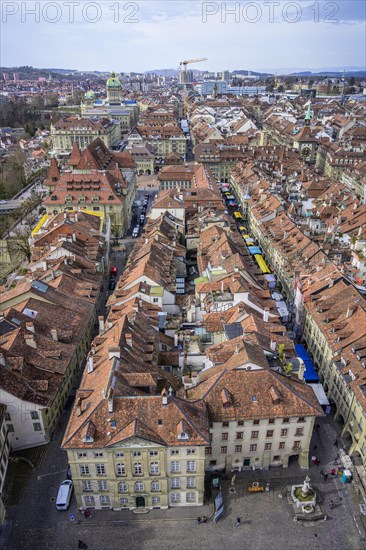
(301, 146, 311, 158)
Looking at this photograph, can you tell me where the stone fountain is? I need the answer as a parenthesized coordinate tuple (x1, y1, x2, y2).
(290, 476, 317, 513)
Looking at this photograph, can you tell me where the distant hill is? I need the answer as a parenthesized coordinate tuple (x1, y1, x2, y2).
(144, 69, 178, 77)
(292, 70, 366, 77)
(45, 68, 78, 74)
(232, 70, 273, 77)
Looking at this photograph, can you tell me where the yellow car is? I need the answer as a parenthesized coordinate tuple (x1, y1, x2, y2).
(233, 211, 243, 220)
(239, 226, 247, 232)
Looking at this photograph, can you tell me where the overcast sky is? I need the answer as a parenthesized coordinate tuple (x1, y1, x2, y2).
(1, 1, 365, 72)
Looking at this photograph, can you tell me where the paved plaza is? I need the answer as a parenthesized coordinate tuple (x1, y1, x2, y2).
(4, 415, 366, 550)
(7, 473, 365, 550)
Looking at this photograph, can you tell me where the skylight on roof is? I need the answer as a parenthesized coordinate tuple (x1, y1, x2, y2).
(31, 281, 48, 293)
(11, 317, 21, 325)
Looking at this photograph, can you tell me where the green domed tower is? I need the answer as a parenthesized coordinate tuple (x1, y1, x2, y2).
(84, 89, 95, 105)
(106, 71, 122, 103)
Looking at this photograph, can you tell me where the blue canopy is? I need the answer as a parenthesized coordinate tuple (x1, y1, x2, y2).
(248, 246, 261, 255)
(213, 491, 224, 524)
(295, 344, 319, 383)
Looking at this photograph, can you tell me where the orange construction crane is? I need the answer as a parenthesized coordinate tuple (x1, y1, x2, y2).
(179, 57, 207, 119)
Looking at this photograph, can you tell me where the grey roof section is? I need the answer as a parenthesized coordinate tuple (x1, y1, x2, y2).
(0, 318, 18, 336)
(223, 323, 243, 340)
(31, 281, 48, 293)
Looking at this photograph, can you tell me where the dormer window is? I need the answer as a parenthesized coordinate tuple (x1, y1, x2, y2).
(82, 420, 96, 443)
(177, 418, 189, 440)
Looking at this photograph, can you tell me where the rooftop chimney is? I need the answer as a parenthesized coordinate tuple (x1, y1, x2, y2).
(24, 333, 37, 349)
(125, 333, 132, 347)
(161, 388, 168, 406)
(298, 358, 305, 381)
(87, 352, 94, 373)
(108, 346, 120, 360)
(98, 316, 105, 335)
(26, 322, 35, 333)
(76, 399, 82, 417)
(345, 306, 355, 319)
(108, 391, 114, 413)
(0, 352, 5, 366)
(50, 328, 58, 341)
(263, 307, 269, 323)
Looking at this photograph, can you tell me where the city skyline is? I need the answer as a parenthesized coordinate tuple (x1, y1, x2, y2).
(1, 1, 365, 73)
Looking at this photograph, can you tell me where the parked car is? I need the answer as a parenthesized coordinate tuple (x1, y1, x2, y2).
(108, 279, 116, 291)
(132, 226, 139, 238)
(56, 480, 73, 510)
(110, 266, 118, 276)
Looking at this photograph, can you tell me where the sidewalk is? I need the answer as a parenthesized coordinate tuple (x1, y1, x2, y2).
(70, 502, 214, 525)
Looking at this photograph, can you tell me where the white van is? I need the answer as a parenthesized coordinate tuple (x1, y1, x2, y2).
(56, 480, 73, 510)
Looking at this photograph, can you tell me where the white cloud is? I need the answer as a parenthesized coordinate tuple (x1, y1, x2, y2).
(1, 0, 364, 71)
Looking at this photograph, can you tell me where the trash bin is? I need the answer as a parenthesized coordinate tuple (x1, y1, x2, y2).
(341, 469, 352, 484)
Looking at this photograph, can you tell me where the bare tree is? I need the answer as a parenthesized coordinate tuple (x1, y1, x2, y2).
(11, 225, 32, 262)
(110, 215, 121, 245)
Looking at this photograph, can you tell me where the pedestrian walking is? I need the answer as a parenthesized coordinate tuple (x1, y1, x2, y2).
(236, 517, 241, 527)
(334, 438, 338, 446)
(197, 517, 201, 525)
(324, 473, 328, 482)
(330, 500, 333, 510)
